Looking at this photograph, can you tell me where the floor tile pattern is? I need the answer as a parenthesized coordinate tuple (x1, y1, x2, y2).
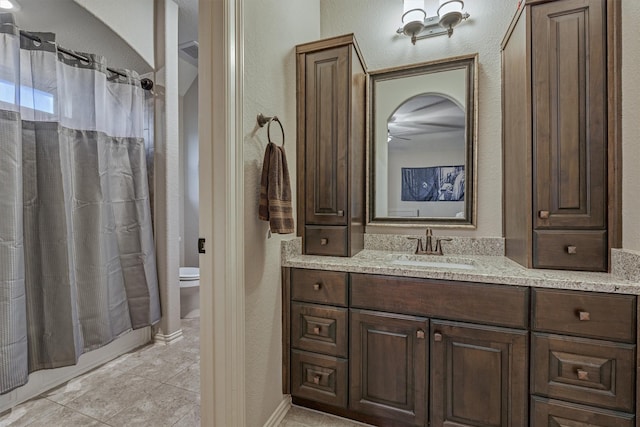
(1, 316, 367, 427)
(0, 318, 200, 427)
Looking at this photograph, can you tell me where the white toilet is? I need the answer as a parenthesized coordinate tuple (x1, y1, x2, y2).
(179, 267, 200, 318)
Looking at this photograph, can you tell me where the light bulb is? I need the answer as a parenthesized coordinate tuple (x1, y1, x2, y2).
(0, 0, 15, 9)
(403, 0, 426, 24)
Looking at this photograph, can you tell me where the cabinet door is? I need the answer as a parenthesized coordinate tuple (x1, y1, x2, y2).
(531, 397, 635, 427)
(304, 46, 349, 226)
(350, 310, 428, 426)
(430, 320, 528, 427)
(531, 0, 607, 230)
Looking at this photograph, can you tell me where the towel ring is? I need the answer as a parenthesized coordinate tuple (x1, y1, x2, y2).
(267, 116, 285, 147)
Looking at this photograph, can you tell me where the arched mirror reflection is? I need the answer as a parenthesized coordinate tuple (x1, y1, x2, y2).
(369, 55, 477, 227)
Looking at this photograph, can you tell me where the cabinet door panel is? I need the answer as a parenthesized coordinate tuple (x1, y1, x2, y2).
(531, 397, 635, 427)
(430, 320, 528, 427)
(532, 0, 606, 229)
(350, 310, 428, 426)
(304, 46, 348, 226)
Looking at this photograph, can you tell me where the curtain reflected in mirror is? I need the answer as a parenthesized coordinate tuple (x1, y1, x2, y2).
(369, 55, 477, 227)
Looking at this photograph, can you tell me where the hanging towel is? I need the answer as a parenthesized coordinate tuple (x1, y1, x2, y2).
(258, 142, 295, 234)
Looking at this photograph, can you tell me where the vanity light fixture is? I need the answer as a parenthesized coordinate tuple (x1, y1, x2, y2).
(398, 0, 470, 45)
(0, 0, 20, 10)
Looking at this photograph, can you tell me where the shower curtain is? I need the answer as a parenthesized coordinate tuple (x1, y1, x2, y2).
(0, 14, 160, 394)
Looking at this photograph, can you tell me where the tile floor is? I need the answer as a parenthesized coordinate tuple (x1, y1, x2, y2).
(0, 317, 365, 427)
(0, 318, 201, 427)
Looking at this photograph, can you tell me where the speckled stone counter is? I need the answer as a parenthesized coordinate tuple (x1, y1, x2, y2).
(281, 237, 640, 295)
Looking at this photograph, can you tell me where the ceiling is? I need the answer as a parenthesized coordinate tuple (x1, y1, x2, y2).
(388, 94, 465, 145)
(9, 0, 199, 75)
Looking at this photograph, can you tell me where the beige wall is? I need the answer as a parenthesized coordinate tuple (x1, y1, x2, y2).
(321, 0, 640, 245)
(321, 0, 513, 237)
(622, 0, 640, 252)
(243, 1, 320, 425)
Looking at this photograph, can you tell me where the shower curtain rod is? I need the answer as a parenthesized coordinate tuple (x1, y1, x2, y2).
(19, 30, 154, 91)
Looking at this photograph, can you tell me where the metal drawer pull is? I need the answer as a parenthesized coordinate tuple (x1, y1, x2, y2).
(578, 311, 590, 321)
(313, 283, 322, 291)
(320, 238, 328, 246)
(539, 210, 550, 219)
(434, 332, 443, 342)
(337, 210, 344, 217)
(577, 369, 589, 381)
(416, 329, 425, 339)
(313, 374, 322, 384)
(567, 245, 577, 255)
(313, 326, 321, 335)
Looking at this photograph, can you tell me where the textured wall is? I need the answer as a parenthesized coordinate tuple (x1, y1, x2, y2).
(243, 1, 320, 426)
(321, 0, 514, 237)
(622, 0, 640, 252)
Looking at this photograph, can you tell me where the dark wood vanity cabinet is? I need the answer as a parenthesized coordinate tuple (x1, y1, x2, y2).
(350, 310, 428, 426)
(502, 0, 621, 272)
(430, 321, 528, 426)
(295, 34, 366, 257)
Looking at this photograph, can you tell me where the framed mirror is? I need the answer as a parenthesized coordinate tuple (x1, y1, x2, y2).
(368, 54, 477, 228)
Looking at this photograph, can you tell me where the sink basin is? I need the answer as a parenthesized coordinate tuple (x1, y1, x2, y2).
(386, 255, 476, 270)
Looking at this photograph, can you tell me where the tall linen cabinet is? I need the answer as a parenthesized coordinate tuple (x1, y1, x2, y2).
(295, 34, 367, 257)
(502, 0, 621, 272)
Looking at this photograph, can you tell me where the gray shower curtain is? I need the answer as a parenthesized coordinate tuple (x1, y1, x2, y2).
(0, 14, 160, 394)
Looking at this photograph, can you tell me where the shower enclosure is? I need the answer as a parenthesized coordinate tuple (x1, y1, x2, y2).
(0, 13, 160, 395)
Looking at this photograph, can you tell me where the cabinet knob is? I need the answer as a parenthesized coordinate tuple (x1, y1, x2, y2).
(313, 283, 322, 291)
(577, 369, 589, 381)
(578, 311, 590, 321)
(566, 245, 577, 255)
(337, 210, 344, 217)
(434, 332, 443, 342)
(416, 329, 425, 339)
(313, 374, 321, 384)
(320, 238, 328, 246)
(313, 326, 321, 335)
(539, 210, 550, 219)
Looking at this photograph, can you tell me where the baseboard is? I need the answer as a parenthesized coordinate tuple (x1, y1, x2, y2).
(0, 327, 151, 413)
(153, 328, 184, 344)
(263, 395, 292, 427)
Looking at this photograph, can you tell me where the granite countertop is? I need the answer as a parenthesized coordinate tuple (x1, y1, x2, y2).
(282, 240, 640, 295)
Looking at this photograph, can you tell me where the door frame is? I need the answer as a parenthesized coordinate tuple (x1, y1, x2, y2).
(198, 0, 246, 426)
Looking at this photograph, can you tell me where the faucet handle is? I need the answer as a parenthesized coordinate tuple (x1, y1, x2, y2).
(407, 237, 424, 254)
(434, 237, 453, 255)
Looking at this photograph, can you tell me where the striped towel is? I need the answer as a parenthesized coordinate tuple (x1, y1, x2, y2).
(258, 142, 294, 234)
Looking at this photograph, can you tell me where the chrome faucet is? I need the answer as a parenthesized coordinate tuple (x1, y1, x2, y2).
(408, 228, 452, 255)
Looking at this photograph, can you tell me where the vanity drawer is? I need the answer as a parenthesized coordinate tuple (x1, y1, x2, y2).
(291, 303, 348, 357)
(291, 269, 348, 307)
(531, 397, 635, 427)
(533, 230, 607, 271)
(351, 274, 529, 329)
(291, 350, 347, 408)
(304, 226, 348, 256)
(532, 289, 636, 343)
(531, 333, 636, 412)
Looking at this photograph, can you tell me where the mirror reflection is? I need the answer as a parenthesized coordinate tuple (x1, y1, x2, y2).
(370, 55, 476, 226)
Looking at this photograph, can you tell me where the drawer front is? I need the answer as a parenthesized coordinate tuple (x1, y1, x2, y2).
(534, 230, 607, 271)
(291, 269, 348, 307)
(291, 303, 348, 357)
(305, 226, 348, 256)
(291, 350, 347, 408)
(532, 333, 636, 412)
(531, 397, 635, 427)
(351, 274, 529, 329)
(532, 288, 636, 343)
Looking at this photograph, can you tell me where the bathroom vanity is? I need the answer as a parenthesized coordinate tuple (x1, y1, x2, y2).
(281, 246, 639, 426)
